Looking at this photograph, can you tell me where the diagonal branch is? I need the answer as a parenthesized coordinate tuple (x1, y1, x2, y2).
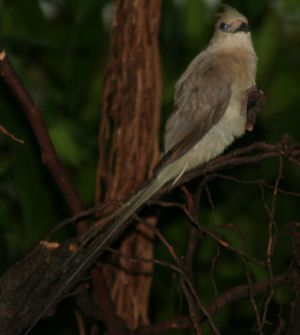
(0, 49, 86, 231)
(0, 47, 125, 335)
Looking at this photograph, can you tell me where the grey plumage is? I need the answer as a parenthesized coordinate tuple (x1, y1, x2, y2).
(164, 56, 232, 162)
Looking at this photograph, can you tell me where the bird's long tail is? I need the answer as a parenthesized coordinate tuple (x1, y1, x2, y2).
(25, 163, 180, 334)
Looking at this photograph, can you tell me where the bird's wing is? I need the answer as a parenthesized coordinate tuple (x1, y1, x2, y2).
(162, 55, 232, 166)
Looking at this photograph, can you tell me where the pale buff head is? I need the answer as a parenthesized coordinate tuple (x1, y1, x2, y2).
(216, 6, 248, 30)
(209, 5, 253, 50)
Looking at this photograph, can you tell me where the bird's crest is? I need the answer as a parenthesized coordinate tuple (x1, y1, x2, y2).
(216, 5, 248, 25)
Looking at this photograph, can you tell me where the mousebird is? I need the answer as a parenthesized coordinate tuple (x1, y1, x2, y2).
(26, 5, 258, 333)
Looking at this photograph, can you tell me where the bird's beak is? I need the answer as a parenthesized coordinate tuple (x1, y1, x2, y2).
(229, 20, 250, 33)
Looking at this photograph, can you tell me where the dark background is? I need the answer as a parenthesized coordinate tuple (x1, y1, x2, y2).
(0, 0, 299, 334)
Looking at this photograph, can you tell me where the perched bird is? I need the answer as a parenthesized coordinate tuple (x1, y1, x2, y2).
(98, 4, 257, 236)
(26, 5, 258, 333)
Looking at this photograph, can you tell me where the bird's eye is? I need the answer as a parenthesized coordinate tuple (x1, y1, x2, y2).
(220, 22, 229, 32)
(236, 22, 250, 32)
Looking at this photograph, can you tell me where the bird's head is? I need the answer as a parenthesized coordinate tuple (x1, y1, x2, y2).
(209, 6, 253, 51)
(216, 5, 250, 35)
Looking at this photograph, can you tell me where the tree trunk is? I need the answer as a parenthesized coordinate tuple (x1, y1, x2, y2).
(95, 0, 161, 329)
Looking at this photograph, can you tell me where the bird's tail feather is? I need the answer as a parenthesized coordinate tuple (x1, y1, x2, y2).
(25, 166, 175, 334)
(81, 162, 181, 269)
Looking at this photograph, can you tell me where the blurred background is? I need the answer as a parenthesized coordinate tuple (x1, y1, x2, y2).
(0, 0, 300, 334)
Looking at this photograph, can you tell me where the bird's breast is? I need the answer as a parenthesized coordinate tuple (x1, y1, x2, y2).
(173, 96, 248, 173)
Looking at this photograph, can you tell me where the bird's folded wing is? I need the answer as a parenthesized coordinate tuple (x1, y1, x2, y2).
(161, 56, 232, 167)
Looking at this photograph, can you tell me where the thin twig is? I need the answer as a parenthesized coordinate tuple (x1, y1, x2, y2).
(260, 157, 283, 331)
(0, 123, 24, 143)
(151, 200, 264, 266)
(135, 270, 295, 334)
(149, 224, 221, 335)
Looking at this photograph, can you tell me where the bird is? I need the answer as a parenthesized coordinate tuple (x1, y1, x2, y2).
(25, 5, 258, 333)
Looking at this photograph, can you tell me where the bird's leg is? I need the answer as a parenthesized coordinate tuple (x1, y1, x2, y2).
(244, 86, 267, 132)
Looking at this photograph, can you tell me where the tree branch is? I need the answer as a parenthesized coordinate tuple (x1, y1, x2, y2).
(0, 49, 86, 232)
(135, 270, 297, 334)
(0, 48, 125, 335)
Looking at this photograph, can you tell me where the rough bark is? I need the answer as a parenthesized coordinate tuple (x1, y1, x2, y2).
(95, 0, 161, 329)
